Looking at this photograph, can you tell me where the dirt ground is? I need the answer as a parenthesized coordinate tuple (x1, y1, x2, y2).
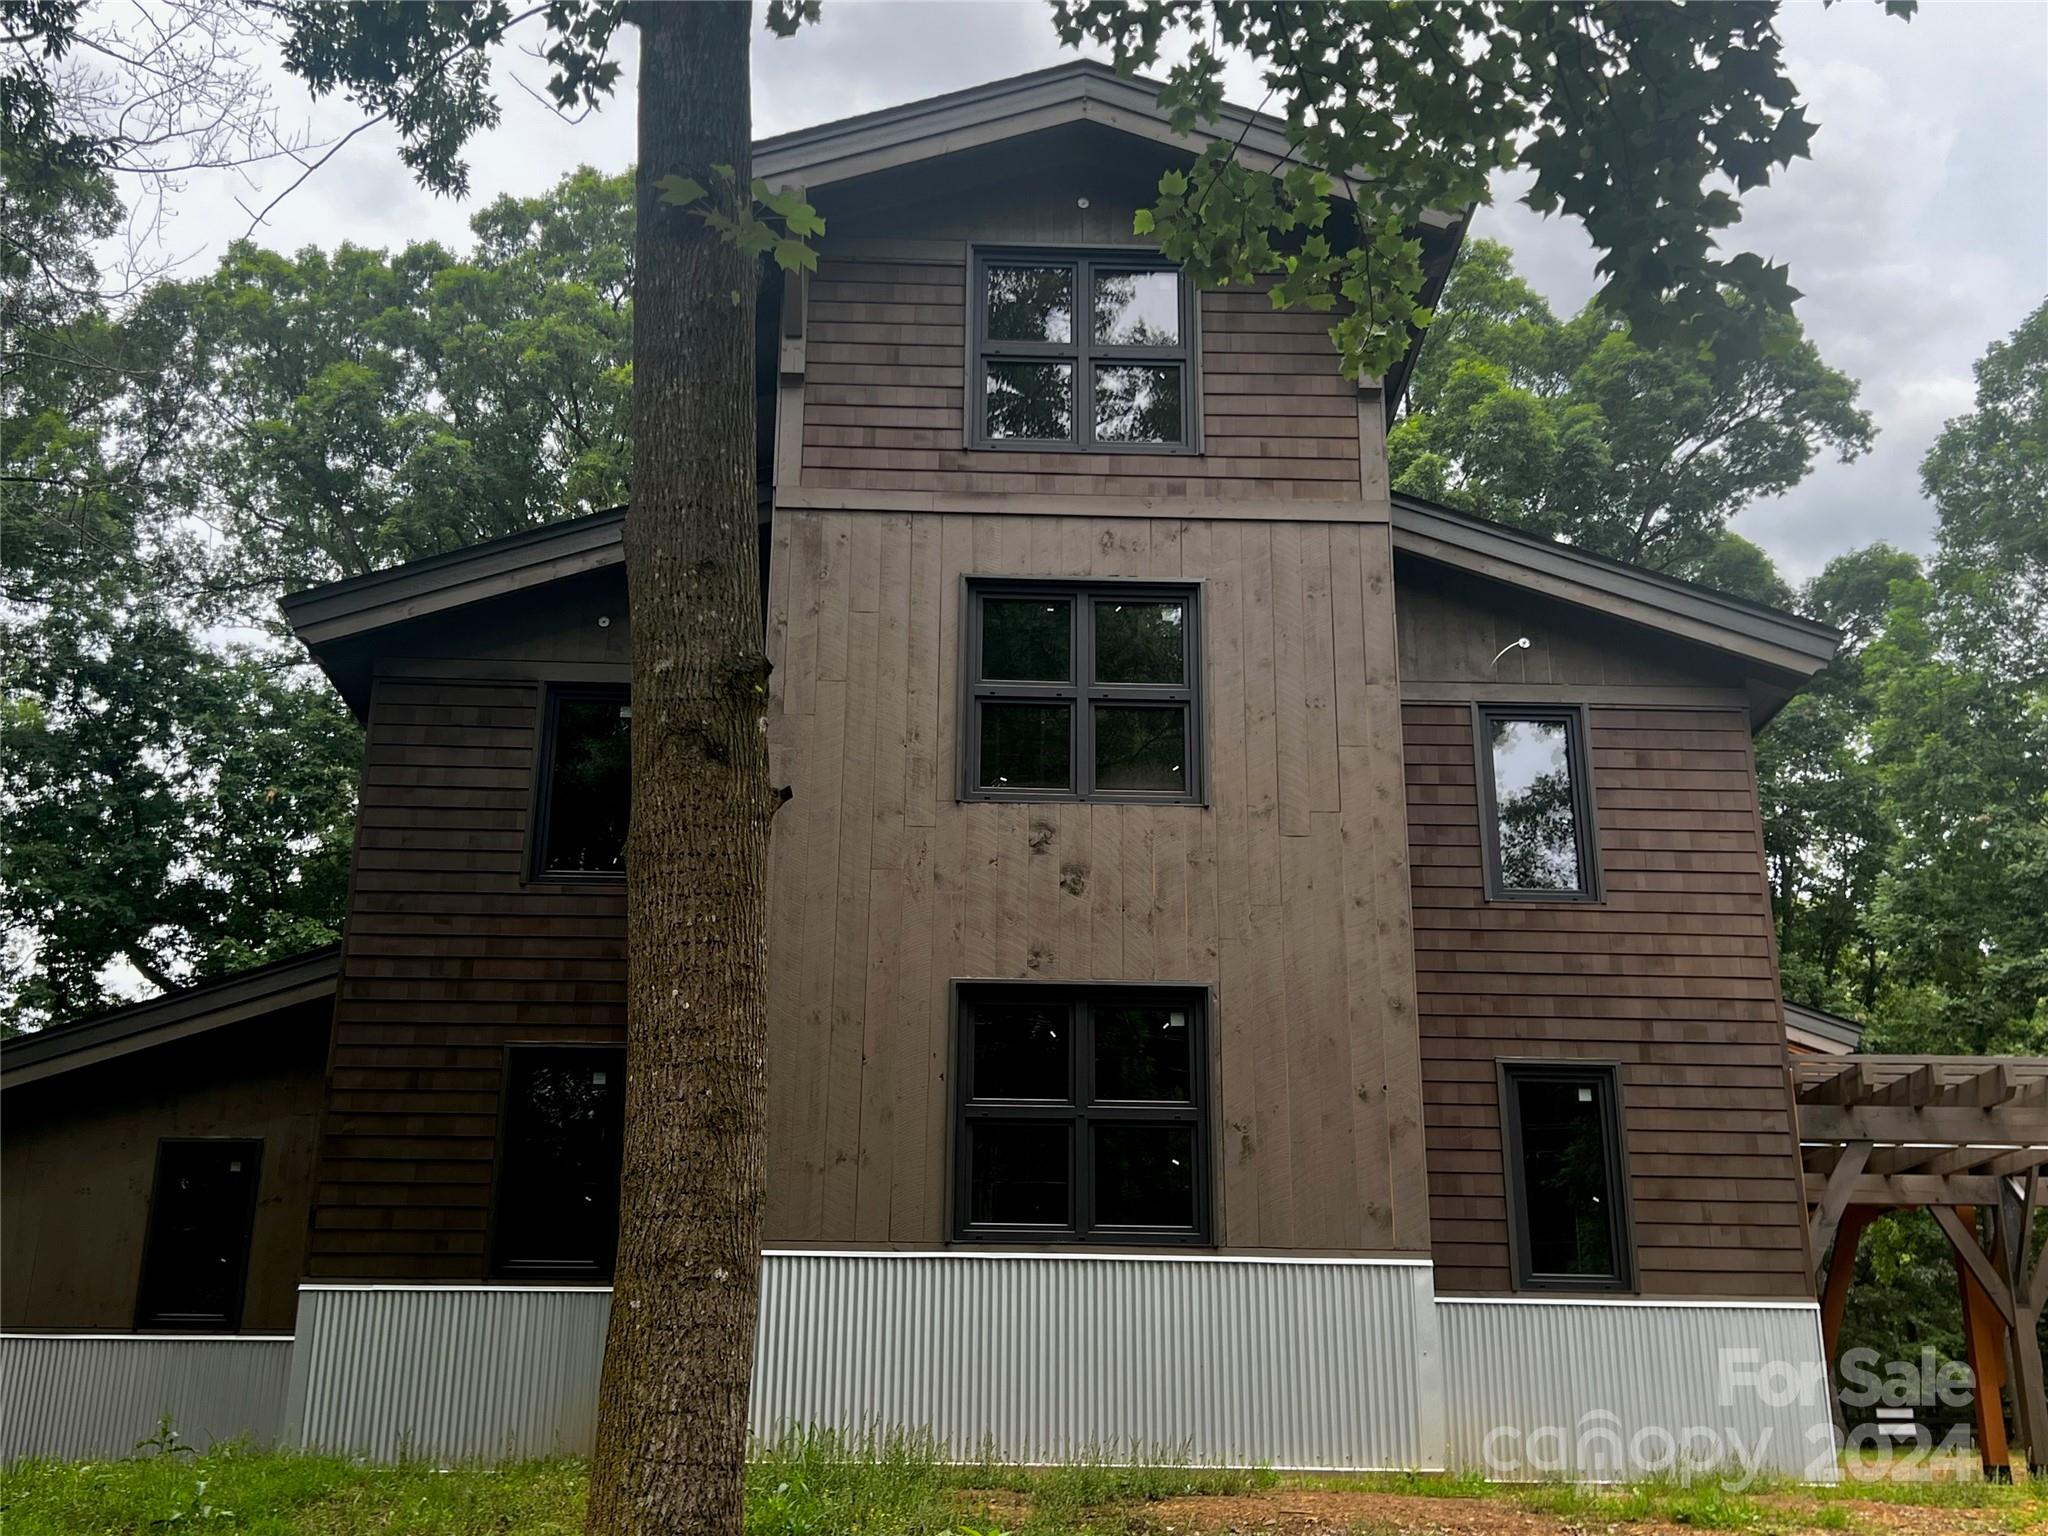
(1123, 1488, 2035, 1535)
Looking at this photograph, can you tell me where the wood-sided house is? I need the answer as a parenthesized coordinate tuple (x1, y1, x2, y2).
(2, 63, 1855, 1475)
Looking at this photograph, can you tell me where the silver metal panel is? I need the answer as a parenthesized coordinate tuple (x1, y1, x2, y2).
(0, 1335, 292, 1463)
(751, 1254, 1440, 1470)
(290, 1255, 1441, 1468)
(1439, 1298, 1837, 1482)
(286, 1285, 610, 1461)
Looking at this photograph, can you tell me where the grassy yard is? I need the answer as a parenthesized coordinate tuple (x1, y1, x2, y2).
(2, 1435, 2042, 1536)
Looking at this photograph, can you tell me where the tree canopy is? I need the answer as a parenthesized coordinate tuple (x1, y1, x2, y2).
(1388, 238, 1874, 575)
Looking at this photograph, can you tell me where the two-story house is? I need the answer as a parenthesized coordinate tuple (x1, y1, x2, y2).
(2, 62, 1847, 1476)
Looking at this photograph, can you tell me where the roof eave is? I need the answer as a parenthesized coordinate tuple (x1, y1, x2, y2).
(1, 945, 341, 1089)
(1388, 494, 1841, 686)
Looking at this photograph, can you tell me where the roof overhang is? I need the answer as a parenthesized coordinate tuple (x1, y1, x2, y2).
(1389, 494, 1840, 707)
(1785, 1001, 1866, 1056)
(756, 59, 1458, 226)
(1, 945, 339, 1090)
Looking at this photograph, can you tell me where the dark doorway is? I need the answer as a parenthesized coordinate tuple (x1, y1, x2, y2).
(136, 1139, 263, 1330)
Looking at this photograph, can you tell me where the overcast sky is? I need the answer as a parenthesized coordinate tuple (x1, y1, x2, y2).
(133, 0, 2048, 585)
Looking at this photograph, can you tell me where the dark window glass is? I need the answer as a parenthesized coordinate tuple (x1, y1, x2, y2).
(1093, 599, 1185, 684)
(1094, 705, 1187, 793)
(1504, 1065, 1630, 1290)
(968, 1122, 1071, 1227)
(975, 254, 1189, 449)
(957, 989, 1206, 1244)
(1093, 1004, 1192, 1101)
(985, 361, 1074, 441)
(1093, 364, 1182, 444)
(965, 582, 1200, 803)
(1481, 709, 1595, 898)
(972, 1001, 1070, 1100)
(539, 691, 629, 878)
(1093, 270, 1181, 346)
(978, 702, 1072, 790)
(1094, 1124, 1196, 1228)
(137, 1140, 261, 1330)
(982, 597, 1071, 681)
(986, 265, 1073, 343)
(492, 1047, 626, 1276)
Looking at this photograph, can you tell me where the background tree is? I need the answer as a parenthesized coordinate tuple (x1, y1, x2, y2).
(1386, 239, 1874, 575)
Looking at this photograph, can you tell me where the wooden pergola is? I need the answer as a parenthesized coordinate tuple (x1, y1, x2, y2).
(1797, 1055, 2048, 1476)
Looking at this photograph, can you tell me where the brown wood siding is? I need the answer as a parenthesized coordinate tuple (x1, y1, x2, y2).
(2, 1007, 329, 1331)
(307, 578, 631, 1279)
(800, 261, 1361, 502)
(762, 507, 1427, 1255)
(1404, 700, 1810, 1298)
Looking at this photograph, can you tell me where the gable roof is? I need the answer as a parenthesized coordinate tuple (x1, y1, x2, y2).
(0, 945, 339, 1090)
(755, 59, 1458, 229)
(756, 60, 1467, 413)
(284, 497, 1838, 719)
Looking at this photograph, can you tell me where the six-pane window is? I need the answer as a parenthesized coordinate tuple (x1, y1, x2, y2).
(491, 1045, 627, 1277)
(1499, 1062, 1632, 1291)
(956, 988, 1209, 1243)
(1475, 704, 1599, 900)
(965, 581, 1200, 803)
(533, 687, 630, 880)
(972, 252, 1192, 450)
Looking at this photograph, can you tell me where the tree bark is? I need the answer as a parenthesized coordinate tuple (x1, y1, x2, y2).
(587, 6, 770, 1534)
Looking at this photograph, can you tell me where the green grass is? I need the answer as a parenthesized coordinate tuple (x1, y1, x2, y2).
(3, 1434, 2043, 1536)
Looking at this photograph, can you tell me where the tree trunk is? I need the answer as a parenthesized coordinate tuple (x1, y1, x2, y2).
(587, 6, 770, 1534)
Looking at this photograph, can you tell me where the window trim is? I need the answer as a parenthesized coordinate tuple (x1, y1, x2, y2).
(952, 983, 1214, 1247)
(1497, 1059, 1635, 1294)
(134, 1136, 264, 1332)
(487, 1042, 628, 1281)
(527, 683, 631, 885)
(967, 246, 1200, 454)
(1472, 702, 1602, 903)
(960, 577, 1205, 805)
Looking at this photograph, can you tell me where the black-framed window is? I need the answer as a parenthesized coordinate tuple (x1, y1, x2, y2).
(490, 1045, 626, 1278)
(954, 987, 1210, 1245)
(1499, 1062, 1633, 1292)
(963, 580, 1202, 803)
(136, 1138, 262, 1330)
(970, 250, 1194, 452)
(1475, 704, 1600, 901)
(532, 687, 630, 880)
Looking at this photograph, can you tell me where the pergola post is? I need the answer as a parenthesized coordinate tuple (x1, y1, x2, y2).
(1951, 1207, 2012, 1477)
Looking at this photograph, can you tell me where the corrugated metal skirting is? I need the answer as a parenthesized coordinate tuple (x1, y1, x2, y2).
(0, 1335, 292, 1463)
(1440, 1299, 1836, 1481)
(289, 1256, 1444, 1468)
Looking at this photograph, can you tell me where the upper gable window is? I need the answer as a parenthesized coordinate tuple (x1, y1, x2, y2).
(533, 687, 630, 880)
(971, 251, 1194, 452)
(1475, 704, 1600, 902)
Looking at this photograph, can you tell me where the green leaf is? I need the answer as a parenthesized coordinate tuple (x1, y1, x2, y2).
(655, 174, 706, 209)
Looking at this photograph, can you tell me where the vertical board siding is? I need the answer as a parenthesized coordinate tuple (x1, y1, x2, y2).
(0, 1336, 293, 1462)
(764, 509, 1427, 1255)
(1439, 1300, 1834, 1480)
(803, 262, 1361, 502)
(1404, 700, 1810, 1298)
(288, 1258, 1440, 1468)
